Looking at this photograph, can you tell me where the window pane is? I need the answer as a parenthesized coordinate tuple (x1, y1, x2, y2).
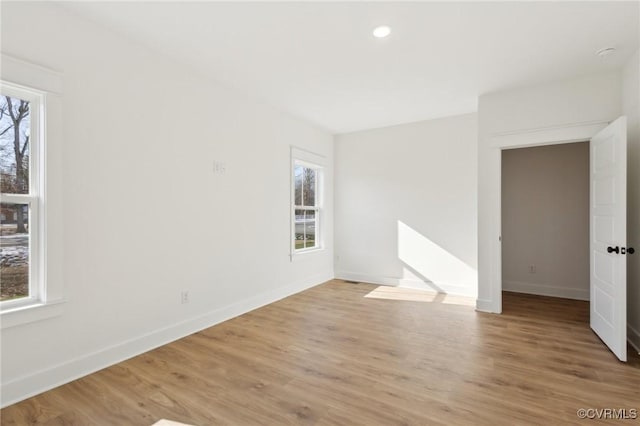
(303, 167, 316, 207)
(294, 164, 303, 206)
(0, 202, 29, 301)
(304, 210, 316, 248)
(294, 208, 304, 249)
(0, 95, 31, 194)
(294, 209, 317, 250)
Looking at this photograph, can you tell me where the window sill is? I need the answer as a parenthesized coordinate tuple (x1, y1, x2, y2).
(290, 247, 325, 262)
(0, 299, 66, 329)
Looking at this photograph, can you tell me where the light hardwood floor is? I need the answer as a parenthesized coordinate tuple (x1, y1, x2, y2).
(2, 280, 639, 425)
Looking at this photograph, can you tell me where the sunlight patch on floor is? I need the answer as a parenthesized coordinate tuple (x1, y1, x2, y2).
(364, 285, 476, 306)
(152, 420, 195, 426)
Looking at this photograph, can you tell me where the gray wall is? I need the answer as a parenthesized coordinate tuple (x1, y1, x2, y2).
(502, 142, 590, 300)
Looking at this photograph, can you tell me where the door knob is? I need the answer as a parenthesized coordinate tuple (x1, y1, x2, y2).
(629, 247, 635, 254)
(607, 246, 620, 254)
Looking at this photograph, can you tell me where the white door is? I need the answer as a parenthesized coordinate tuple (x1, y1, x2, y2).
(590, 116, 627, 362)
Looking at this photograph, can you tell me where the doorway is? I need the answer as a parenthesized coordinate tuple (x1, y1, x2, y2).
(501, 142, 590, 305)
(488, 117, 628, 361)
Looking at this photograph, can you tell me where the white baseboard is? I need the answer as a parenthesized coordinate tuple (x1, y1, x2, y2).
(1, 272, 333, 409)
(502, 280, 589, 301)
(628, 323, 640, 354)
(335, 271, 477, 298)
(475, 298, 497, 313)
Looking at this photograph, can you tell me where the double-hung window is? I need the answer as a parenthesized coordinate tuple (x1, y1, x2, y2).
(291, 148, 323, 254)
(0, 82, 45, 309)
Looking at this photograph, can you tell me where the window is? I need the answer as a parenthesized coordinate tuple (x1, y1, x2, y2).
(0, 55, 62, 327)
(1, 82, 45, 309)
(294, 163, 319, 250)
(291, 148, 324, 255)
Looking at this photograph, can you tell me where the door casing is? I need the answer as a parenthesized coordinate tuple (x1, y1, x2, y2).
(486, 120, 611, 314)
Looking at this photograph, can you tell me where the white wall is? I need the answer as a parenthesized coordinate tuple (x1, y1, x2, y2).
(335, 113, 478, 297)
(502, 142, 590, 300)
(0, 3, 334, 406)
(478, 71, 622, 312)
(623, 50, 640, 351)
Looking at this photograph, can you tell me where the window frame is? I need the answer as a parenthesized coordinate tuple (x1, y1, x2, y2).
(0, 81, 46, 310)
(290, 147, 325, 258)
(0, 53, 67, 330)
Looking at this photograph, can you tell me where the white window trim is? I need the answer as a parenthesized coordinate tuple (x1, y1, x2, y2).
(290, 147, 325, 260)
(0, 55, 64, 328)
(1, 82, 46, 311)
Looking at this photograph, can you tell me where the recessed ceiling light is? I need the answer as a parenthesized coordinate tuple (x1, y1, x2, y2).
(373, 26, 391, 38)
(596, 47, 616, 57)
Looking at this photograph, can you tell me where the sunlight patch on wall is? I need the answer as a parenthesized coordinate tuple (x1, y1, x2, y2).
(397, 221, 477, 295)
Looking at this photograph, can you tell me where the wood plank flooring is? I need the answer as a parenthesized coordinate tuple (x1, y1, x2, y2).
(2, 280, 639, 425)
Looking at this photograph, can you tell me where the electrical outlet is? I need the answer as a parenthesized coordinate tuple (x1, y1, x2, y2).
(529, 265, 536, 274)
(181, 290, 189, 304)
(213, 161, 226, 175)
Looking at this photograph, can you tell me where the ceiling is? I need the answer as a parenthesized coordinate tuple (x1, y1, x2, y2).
(62, 1, 639, 134)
